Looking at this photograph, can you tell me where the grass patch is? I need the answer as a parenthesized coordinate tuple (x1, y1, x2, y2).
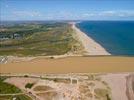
(0, 76, 10, 81)
(0, 94, 32, 100)
(25, 83, 34, 89)
(0, 78, 21, 94)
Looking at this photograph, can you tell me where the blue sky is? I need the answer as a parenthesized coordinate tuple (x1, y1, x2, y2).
(1, 0, 134, 20)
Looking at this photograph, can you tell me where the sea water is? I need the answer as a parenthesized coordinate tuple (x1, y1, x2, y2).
(77, 21, 134, 56)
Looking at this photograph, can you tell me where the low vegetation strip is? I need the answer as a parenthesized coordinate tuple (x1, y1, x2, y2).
(0, 22, 82, 56)
(0, 76, 33, 100)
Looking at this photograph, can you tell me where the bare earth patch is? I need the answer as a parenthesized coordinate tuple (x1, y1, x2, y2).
(4, 77, 39, 90)
(126, 74, 134, 100)
(101, 73, 129, 100)
(1, 73, 134, 100)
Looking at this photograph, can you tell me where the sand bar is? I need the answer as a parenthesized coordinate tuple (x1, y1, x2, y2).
(1, 56, 134, 74)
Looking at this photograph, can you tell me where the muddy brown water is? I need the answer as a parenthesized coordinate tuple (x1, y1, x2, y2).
(0, 56, 134, 74)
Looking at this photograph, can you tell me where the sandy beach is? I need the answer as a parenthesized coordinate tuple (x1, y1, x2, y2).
(72, 22, 110, 55)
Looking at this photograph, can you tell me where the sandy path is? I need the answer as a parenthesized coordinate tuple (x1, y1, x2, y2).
(72, 23, 110, 55)
(1, 56, 134, 74)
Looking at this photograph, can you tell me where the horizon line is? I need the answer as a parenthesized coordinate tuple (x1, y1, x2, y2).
(1, 19, 134, 22)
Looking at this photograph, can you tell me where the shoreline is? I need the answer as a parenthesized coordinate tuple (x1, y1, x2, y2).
(72, 22, 111, 55)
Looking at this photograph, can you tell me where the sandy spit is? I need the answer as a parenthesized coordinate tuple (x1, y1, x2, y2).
(72, 22, 110, 55)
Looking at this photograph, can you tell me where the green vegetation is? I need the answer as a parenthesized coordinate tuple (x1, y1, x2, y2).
(0, 22, 80, 56)
(0, 78, 21, 94)
(0, 76, 9, 81)
(25, 83, 34, 89)
(0, 94, 32, 100)
(0, 77, 32, 100)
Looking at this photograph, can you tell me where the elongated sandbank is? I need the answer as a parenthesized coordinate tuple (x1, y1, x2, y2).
(72, 22, 110, 55)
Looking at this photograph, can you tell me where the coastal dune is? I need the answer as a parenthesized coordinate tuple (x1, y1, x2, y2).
(72, 22, 110, 55)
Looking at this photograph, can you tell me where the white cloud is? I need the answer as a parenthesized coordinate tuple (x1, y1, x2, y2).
(10, 10, 134, 20)
(121, 10, 134, 17)
(99, 10, 134, 17)
(12, 11, 42, 17)
(81, 10, 134, 18)
(99, 11, 116, 16)
(82, 13, 95, 17)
